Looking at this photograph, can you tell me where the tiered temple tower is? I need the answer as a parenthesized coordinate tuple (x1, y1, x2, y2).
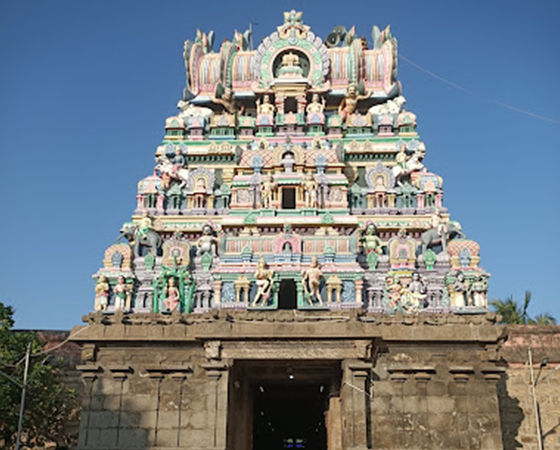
(75, 13, 505, 450)
(92, 11, 489, 316)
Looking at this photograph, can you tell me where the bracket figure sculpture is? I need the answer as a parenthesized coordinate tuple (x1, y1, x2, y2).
(252, 258, 274, 306)
(119, 213, 163, 257)
(302, 256, 324, 305)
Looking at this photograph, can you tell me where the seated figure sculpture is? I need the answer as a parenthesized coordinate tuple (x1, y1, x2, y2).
(306, 94, 325, 124)
(256, 95, 275, 126)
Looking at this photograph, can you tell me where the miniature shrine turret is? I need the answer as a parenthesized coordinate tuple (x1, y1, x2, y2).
(92, 11, 490, 315)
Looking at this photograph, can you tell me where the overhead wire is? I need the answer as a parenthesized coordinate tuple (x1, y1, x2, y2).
(398, 53, 560, 126)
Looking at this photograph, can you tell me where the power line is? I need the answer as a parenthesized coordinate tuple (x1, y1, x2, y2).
(398, 53, 560, 126)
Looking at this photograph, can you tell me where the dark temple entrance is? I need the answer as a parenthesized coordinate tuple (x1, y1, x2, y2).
(278, 279, 297, 310)
(282, 187, 296, 209)
(253, 384, 328, 450)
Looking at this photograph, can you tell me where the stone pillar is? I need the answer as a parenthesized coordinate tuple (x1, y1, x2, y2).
(213, 279, 222, 305)
(416, 193, 424, 208)
(145, 369, 165, 448)
(354, 279, 363, 304)
(107, 365, 132, 449)
(479, 365, 506, 449)
(343, 361, 371, 450)
(202, 362, 230, 450)
(76, 364, 102, 449)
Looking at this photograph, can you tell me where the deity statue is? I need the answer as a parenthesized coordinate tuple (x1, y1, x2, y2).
(386, 276, 402, 309)
(396, 145, 407, 169)
(94, 276, 109, 311)
(282, 51, 299, 67)
(373, 175, 387, 208)
(261, 175, 277, 209)
(114, 275, 132, 310)
(256, 94, 276, 122)
(302, 256, 323, 305)
(138, 211, 153, 238)
(338, 84, 371, 124)
(281, 152, 295, 173)
(252, 258, 274, 306)
(212, 85, 244, 114)
(430, 208, 448, 239)
(306, 94, 325, 123)
(401, 272, 427, 312)
(173, 148, 185, 168)
(193, 178, 207, 209)
(197, 224, 218, 257)
(450, 272, 468, 307)
(277, 51, 304, 77)
(163, 277, 181, 312)
(302, 173, 318, 208)
(361, 222, 383, 256)
(471, 275, 487, 308)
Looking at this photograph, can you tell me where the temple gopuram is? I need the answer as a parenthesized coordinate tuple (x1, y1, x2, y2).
(72, 12, 506, 450)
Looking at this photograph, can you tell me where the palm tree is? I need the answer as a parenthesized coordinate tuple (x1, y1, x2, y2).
(490, 291, 556, 325)
(529, 313, 557, 325)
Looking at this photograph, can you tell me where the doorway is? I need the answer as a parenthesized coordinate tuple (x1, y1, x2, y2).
(282, 188, 296, 209)
(253, 384, 328, 450)
(278, 279, 297, 310)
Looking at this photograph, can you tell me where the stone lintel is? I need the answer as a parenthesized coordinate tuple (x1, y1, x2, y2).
(387, 365, 436, 374)
(70, 314, 504, 346)
(221, 340, 372, 360)
(144, 365, 193, 380)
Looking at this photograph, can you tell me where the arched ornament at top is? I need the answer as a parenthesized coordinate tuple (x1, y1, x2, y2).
(253, 11, 330, 90)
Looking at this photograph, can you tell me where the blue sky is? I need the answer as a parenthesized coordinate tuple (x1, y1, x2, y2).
(1, 0, 559, 329)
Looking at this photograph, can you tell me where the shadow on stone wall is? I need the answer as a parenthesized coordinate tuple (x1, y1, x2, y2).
(497, 374, 524, 450)
(79, 376, 151, 449)
(542, 417, 560, 448)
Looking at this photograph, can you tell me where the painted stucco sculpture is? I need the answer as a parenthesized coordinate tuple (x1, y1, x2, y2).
(92, 11, 490, 314)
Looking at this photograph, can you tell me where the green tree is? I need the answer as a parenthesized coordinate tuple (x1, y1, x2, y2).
(490, 291, 557, 325)
(0, 302, 77, 449)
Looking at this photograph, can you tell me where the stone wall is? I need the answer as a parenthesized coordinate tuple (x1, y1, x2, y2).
(40, 320, 559, 450)
(499, 325, 560, 450)
(70, 311, 507, 450)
